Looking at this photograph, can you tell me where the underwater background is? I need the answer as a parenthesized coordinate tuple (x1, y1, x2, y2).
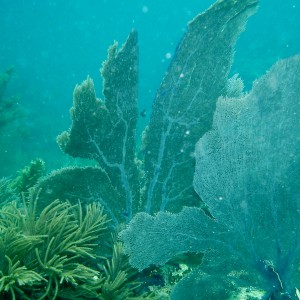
(1, 0, 300, 299)
(0, 0, 299, 177)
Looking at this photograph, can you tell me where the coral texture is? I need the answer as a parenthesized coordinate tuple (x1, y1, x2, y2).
(121, 55, 300, 299)
(36, 0, 258, 224)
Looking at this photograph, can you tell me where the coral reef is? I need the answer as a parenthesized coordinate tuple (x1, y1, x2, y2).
(3, 0, 298, 298)
(35, 0, 258, 225)
(121, 55, 300, 299)
(11, 158, 46, 194)
(0, 159, 45, 207)
(0, 178, 17, 207)
(0, 192, 156, 299)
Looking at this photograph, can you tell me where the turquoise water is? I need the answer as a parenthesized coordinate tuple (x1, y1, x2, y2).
(1, 1, 300, 299)
(0, 0, 299, 175)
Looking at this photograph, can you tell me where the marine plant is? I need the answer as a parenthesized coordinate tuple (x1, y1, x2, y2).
(35, 0, 258, 225)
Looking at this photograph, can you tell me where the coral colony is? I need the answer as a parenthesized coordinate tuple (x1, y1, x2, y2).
(1, 0, 300, 298)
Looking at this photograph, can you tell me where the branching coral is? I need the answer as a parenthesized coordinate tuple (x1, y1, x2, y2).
(11, 159, 46, 195)
(0, 159, 45, 207)
(0, 193, 155, 299)
(0, 178, 17, 207)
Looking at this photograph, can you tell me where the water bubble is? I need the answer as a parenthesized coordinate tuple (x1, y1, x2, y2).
(165, 52, 172, 59)
(142, 6, 149, 13)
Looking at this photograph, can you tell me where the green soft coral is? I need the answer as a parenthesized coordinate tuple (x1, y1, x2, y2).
(11, 159, 45, 194)
(0, 194, 155, 299)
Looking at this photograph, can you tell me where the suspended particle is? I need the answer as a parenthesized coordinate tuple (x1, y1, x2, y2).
(142, 6, 149, 13)
(165, 52, 172, 59)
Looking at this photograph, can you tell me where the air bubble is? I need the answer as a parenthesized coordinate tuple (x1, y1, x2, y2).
(165, 52, 172, 59)
(142, 6, 149, 13)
